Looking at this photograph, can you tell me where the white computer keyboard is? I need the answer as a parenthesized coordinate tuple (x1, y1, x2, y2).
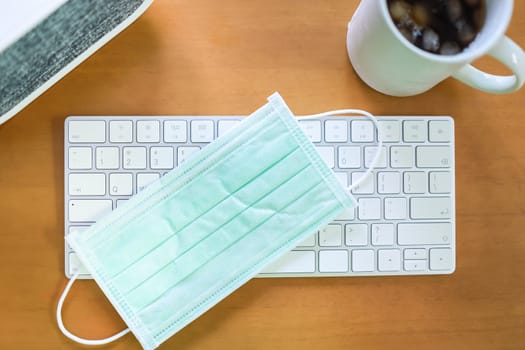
(64, 115, 455, 278)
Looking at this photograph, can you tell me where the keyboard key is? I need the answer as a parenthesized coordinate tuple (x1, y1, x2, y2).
(351, 120, 374, 142)
(377, 172, 401, 194)
(116, 199, 129, 208)
(319, 224, 343, 247)
(430, 248, 453, 271)
(429, 120, 451, 142)
(325, 120, 348, 142)
(378, 249, 401, 271)
(416, 146, 451, 168)
(137, 120, 160, 143)
(391, 146, 414, 168)
(334, 172, 348, 187)
(68, 253, 89, 275)
(315, 146, 335, 169)
(378, 120, 401, 142)
(429, 171, 451, 194)
(151, 147, 174, 169)
(68, 226, 89, 235)
(351, 172, 374, 194)
(358, 198, 381, 220)
(403, 171, 426, 194)
(123, 147, 147, 169)
(218, 120, 241, 137)
(371, 224, 394, 245)
(164, 121, 187, 143)
(410, 197, 451, 219)
(345, 224, 368, 246)
(68, 147, 92, 170)
(190, 120, 215, 142)
(69, 200, 112, 222)
(398, 223, 452, 245)
(403, 120, 426, 142)
(96, 147, 119, 170)
(335, 207, 355, 221)
(404, 260, 427, 271)
(298, 120, 321, 143)
(177, 146, 201, 165)
(109, 173, 133, 196)
(404, 248, 426, 260)
(109, 120, 132, 143)
(68, 174, 105, 196)
(364, 146, 387, 168)
(338, 146, 361, 168)
(261, 250, 315, 273)
(319, 250, 349, 272)
(137, 173, 160, 192)
(352, 250, 374, 272)
(384, 197, 407, 220)
(191, 120, 214, 142)
(69, 121, 106, 143)
(297, 233, 316, 247)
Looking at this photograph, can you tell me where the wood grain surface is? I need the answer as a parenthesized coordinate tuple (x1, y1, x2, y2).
(1, 0, 524, 349)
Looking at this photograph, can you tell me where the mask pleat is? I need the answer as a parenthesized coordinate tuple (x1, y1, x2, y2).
(110, 146, 309, 294)
(143, 176, 342, 338)
(124, 165, 323, 311)
(91, 118, 295, 277)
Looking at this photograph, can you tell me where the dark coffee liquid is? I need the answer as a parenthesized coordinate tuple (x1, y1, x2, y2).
(387, 0, 486, 55)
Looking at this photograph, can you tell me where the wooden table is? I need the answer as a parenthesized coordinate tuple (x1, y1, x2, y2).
(1, 1, 524, 349)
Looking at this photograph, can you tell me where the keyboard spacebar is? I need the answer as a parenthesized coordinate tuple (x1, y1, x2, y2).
(261, 251, 315, 273)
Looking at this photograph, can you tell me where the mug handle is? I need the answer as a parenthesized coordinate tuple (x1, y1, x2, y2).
(452, 36, 525, 94)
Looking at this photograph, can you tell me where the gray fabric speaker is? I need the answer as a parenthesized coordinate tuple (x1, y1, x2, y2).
(0, 0, 153, 125)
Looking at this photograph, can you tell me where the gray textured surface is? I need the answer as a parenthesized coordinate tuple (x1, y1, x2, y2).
(0, 0, 145, 117)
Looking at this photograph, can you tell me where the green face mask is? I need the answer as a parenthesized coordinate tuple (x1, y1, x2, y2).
(57, 93, 356, 350)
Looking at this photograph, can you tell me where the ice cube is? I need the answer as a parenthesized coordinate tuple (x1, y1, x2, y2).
(422, 28, 440, 53)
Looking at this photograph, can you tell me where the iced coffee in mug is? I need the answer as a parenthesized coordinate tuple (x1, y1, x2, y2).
(347, 0, 525, 96)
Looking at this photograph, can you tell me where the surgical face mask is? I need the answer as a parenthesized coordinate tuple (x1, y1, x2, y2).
(56, 93, 381, 349)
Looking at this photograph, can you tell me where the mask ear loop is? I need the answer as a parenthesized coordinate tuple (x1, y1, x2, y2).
(297, 109, 383, 192)
(56, 272, 130, 345)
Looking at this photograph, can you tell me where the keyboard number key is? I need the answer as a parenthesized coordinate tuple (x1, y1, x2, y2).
(96, 147, 119, 170)
(177, 146, 201, 165)
(123, 147, 147, 169)
(151, 147, 174, 169)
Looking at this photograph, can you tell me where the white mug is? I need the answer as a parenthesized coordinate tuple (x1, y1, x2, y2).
(346, 0, 525, 96)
